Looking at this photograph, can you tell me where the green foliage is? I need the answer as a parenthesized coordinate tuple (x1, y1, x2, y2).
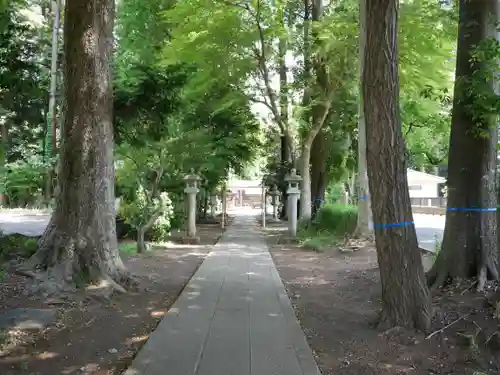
(398, 0, 456, 169)
(113, 0, 261, 236)
(0, 234, 38, 263)
(119, 241, 139, 258)
(296, 204, 358, 251)
(4, 155, 46, 206)
(313, 204, 358, 234)
(0, 2, 48, 163)
(298, 227, 337, 252)
(458, 32, 500, 130)
(119, 187, 174, 241)
(113, 63, 190, 145)
(324, 182, 346, 204)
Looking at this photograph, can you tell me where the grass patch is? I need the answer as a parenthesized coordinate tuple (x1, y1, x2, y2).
(298, 227, 337, 251)
(297, 204, 358, 251)
(313, 203, 358, 234)
(118, 241, 138, 259)
(118, 241, 159, 258)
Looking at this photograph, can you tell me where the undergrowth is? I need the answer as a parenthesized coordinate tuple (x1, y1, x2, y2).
(298, 204, 358, 251)
(0, 234, 38, 263)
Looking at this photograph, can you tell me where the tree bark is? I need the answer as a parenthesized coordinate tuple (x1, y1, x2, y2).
(427, 0, 499, 290)
(364, 0, 432, 331)
(298, 0, 330, 222)
(354, 0, 372, 237)
(137, 211, 161, 253)
(279, 135, 291, 219)
(48, 0, 61, 156)
(310, 130, 328, 218)
(20, 0, 133, 295)
(0, 121, 7, 206)
(277, 3, 291, 220)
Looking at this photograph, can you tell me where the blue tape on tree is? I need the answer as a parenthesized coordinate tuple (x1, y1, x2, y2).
(359, 196, 369, 201)
(374, 221, 414, 229)
(447, 207, 497, 212)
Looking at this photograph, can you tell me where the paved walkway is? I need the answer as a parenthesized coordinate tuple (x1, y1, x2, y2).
(124, 213, 321, 375)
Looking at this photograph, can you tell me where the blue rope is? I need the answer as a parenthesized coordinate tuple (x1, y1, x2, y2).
(374, 221, 414, 229)
(447, 207, 497, 212)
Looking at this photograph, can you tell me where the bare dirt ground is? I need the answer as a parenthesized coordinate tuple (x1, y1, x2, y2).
(0, 221, 227, 375)
(264, 223, 500, 375)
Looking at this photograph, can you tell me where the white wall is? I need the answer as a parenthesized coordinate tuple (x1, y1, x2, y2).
(408, 182, 439, 198)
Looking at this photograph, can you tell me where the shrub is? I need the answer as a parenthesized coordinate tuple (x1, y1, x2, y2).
(324, 182, 345, 205)
(119, 187, 174, 242)
(313, 203, 358, 236)
(5, 158, 45, 207)
(0, 234, 38, 262)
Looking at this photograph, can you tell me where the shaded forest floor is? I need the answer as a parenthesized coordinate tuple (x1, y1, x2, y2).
(263, 221, 500, 375)
(0, 221, 229, 375)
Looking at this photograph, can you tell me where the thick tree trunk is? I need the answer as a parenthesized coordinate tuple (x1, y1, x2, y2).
(0, 122, 7, 206)
(310, 130, 328, 218)
(427, 0, 499, 290)
(278, 8, 290, 220)
(364, 0, 432, 331)
(279, 135, 292, 219)
(299, 143, 313, 221)
(20, 0, 133, 295)
(297, 0, 329, 223)
(299, 118, 325, 221)
(354, 0, 372, 237)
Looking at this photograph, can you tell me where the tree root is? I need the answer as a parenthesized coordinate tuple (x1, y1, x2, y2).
(427, 257, 498, 292)
(15, 228, 139, 300)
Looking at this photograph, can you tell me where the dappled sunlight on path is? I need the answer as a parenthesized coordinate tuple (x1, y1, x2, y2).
(124, 212, 320, 375)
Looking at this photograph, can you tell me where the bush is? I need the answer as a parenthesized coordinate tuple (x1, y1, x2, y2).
(0, 234, 38, 262)
(313, 203, 358, 236)
(119, 187, 175, 242)
(5, 158, 45, 207)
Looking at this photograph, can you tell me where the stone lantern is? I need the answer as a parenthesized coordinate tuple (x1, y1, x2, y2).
(269, 184, 280, 221)
(183, 169, 200, 243)
(285, 168, 302, 237)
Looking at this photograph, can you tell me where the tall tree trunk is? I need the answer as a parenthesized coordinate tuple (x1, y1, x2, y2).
(354, 0, 372, 237)
(20, 0, 133, 295)
(299, 115, 325, 221)
(310, 130, 328, 218)
(278, 11, 291, 219)
(299, 144, 312, 220)
(279, 135, 292, 219)
(0, 121, 7, 206)
(299, 0, 329, 222)
(427, 0, 499, 290)
(44, 0, 62, 201)
(49, 0, 61, 156)
(364, 0, 432, 330)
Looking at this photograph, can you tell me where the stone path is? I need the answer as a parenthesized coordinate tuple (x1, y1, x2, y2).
(124, 213, 321, 375)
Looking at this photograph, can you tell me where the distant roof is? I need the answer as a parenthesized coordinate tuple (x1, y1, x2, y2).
(407, 169, 446, 183)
